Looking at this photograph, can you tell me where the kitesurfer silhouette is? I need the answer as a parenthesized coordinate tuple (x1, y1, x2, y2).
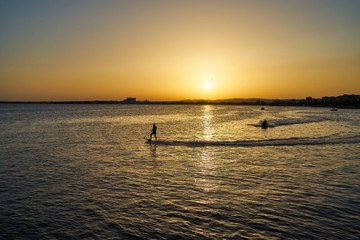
(149, 123, 157, 141)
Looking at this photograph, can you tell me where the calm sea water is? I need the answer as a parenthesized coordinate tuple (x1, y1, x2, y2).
(0, 104, 359, 239)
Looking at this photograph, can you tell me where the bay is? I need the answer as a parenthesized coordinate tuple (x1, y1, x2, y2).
(0, 104, 359, 239)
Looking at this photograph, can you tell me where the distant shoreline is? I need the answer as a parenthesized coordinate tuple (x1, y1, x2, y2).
(0, 100, 359, 109)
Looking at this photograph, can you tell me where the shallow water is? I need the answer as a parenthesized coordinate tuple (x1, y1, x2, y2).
(0, 104, 359, 239)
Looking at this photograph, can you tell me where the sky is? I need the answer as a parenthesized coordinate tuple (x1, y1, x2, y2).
(1, 0, 360, 101)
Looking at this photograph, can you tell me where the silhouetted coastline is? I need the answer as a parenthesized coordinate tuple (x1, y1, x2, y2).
(1, 94, 359, 108)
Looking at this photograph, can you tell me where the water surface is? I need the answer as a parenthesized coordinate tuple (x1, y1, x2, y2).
(1, 104, 359, 239)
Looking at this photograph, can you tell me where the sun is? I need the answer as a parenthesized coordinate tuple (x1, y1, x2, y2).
(204, 82, 212, 89)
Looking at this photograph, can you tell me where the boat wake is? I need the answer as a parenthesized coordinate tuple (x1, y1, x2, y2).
(146, 135, 360, 147)
(252, 118, 324, 128)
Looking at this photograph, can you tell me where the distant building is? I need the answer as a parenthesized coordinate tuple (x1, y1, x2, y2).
(322, 96, 337, 102)
(123, 98, 137, 104)
(305, 97, 313, 102)
(337, 94, 360, 102)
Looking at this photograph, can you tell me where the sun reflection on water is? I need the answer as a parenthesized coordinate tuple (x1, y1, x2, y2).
(194, 148, 218, 206)
(194, 106, 218, 205)
(202, 105, 213, 141)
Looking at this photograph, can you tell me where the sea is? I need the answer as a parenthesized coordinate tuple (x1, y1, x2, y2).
(0, 104, 359, 239)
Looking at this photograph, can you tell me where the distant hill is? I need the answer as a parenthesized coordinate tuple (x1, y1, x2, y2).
(181, 98, 275, 103)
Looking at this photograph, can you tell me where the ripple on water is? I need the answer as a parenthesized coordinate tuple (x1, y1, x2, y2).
(1, 105, 359, 239)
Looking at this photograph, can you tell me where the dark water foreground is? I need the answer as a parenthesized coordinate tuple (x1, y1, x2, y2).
(1, 104, 359, 239)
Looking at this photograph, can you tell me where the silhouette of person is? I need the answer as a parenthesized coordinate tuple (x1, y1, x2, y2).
(150, 123, 157, 140)
(262, 119, 268, 128)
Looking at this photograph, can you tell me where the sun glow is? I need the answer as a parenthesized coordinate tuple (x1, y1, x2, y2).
(1, 1, 359, 101)
(204, 82, 212, 89)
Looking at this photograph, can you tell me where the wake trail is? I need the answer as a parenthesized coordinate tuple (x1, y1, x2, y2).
(146, 135, 360, 147)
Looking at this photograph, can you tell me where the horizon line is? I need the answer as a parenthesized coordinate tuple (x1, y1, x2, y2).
(1, 93, 360, 103)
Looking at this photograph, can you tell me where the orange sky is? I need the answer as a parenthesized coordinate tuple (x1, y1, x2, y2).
(1, 1, 360, 101)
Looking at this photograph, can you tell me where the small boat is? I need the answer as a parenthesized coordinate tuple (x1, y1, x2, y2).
(261, 107, 265, 110)
(261, 120, 268, 129)
(331, 108, 338, 111)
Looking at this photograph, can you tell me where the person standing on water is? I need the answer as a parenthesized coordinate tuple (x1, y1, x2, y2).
(149, 123, 157, 140)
